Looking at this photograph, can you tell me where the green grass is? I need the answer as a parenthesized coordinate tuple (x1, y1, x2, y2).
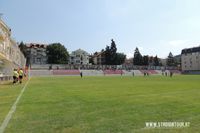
(1, 75, 200, 133)
(0, 82, 24, 124)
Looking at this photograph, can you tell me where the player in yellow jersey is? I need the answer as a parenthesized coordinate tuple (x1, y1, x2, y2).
(18, 68, 24, 84)
(13, 69, 19, 84)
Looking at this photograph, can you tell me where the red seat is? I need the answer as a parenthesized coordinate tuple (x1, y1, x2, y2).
(53, 70, 80, 75)
(170, 70, 181, 74)
(103, 70, 124, 75)
(140, 70, 158, 74)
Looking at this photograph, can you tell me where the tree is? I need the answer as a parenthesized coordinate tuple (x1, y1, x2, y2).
(173, 55, 181, 67)
(105, 39, 118, 65)
(133, 47, 143, 65)
(89, 56, 94, 65)
(18, 41, 27, 57)
(153, 55, 159, 66)
(105, 45, 111, 65)
(46, 43, 69, 64)
(167, 52, 175, 66)
(148, 56, 154, 66)
(110, 39, 117, 65)
(115, 53, 126, 65)
(104, 39, 125, 65)
(142, 55, 149, 66)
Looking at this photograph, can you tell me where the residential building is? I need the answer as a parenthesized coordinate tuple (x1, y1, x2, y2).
(92, 51, 106, 65)
(69, 49, 89, 65)
(26, 43, 47, 65)
(181, 46, 200, 71)
(174, 54, 181, 64)
(123, 58, 133, 65)
(0, 18, 26, 75)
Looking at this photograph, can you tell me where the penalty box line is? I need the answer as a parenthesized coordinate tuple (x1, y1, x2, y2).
(0, 78, 31, 133)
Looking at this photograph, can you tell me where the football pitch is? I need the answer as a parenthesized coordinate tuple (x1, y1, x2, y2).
(0, 75, 200, 133)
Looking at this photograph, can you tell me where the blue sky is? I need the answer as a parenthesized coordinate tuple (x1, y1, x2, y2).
(1, 0, 200, 58)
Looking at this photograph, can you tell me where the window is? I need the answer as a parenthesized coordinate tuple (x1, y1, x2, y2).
(37, 58, 41, 63)
(37, 49, 41, 52)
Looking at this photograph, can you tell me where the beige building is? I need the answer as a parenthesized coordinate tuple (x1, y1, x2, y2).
(0, 18, 26, 76)
(181, 46, 200, 71)
(69, 49, 89, 65)
(92, 51, 106, 65)
(26, 43, 48, 65)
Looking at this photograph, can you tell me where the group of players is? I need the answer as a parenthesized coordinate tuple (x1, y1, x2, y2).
(13, 68, 24, 84)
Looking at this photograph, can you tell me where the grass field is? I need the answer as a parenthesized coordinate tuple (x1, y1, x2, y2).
(0, 75, 200, 133)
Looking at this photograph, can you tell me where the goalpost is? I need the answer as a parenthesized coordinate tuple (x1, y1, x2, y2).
(24, 66, 31, 80)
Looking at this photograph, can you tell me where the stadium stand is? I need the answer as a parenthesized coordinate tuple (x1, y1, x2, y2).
(122, 70, 143, 76)
(28, 64, 181, 77)
(133, 70, 143, 75)
(52, 70, 80, 75)
(30, 70, 52, 77)
(169, 70, 181, 74)
(103, 70, 124, 75)
(140, 70, 159, 75)
(29, 69, 182, 77)
(81, 70, 104, 76)
(31, 65, 50, 70)
(155, 70, 163, 74)
(182, 71, 200, 75)
(148, 70, 159, 74)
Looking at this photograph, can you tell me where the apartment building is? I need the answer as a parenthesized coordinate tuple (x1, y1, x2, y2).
(26, 43, 48, 65)
(181, 46, 200, 71)
(0, 18, 26, 75)
(69, 49, 89, 65)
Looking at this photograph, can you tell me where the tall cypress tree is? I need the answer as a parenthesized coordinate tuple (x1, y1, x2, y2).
(142, 55, 149, 66)
(133, 47, 143, 65)
(105, 45, 111, 65)
(167, 52, 175, 66)
(153, 55, 159, 66)
(104, 39, 125, 65)
(110, 39, 117, 65)
(18, 41, 27, 57)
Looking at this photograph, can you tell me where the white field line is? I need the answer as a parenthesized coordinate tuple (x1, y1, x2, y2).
(0, 78, 30, 133)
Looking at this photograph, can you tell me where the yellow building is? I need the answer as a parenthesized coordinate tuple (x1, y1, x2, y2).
(0, 18, 26, 76)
